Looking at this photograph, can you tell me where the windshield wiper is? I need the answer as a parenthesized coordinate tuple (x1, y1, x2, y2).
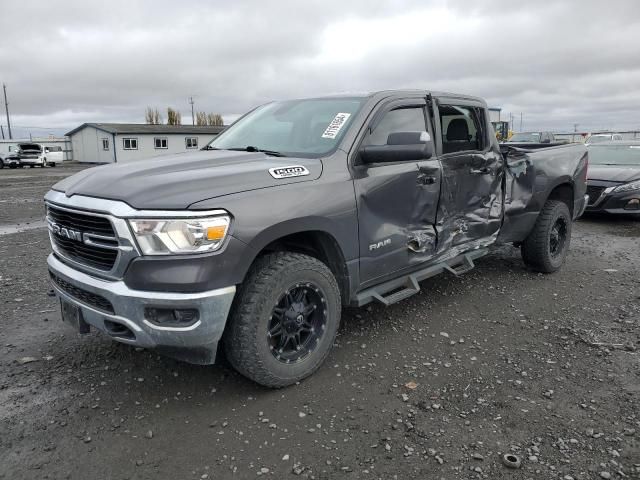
(226, 146, 287, 157)
(201, 145, 220, 150)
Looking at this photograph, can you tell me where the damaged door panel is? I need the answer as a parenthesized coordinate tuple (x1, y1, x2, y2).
(353, 101, 441, 286)
(433, 101, 504, 255)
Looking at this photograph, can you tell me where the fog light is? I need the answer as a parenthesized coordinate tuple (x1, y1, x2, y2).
(624, 198, 640, 210)
(144, 307, 199, 326)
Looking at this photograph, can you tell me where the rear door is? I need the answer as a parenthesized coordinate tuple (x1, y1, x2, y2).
(433, 98, 504, 251)
(352, 99, 442, 285)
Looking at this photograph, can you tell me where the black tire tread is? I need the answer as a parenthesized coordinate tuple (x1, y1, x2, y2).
(521, 200, 571, 273)
(224, 252, 340, 388)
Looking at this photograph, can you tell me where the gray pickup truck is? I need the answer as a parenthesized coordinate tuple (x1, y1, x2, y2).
(45, 90, 588, 387)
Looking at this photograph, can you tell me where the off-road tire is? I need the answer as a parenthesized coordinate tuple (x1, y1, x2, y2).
(521, 200, 572, 273)
(224, 252, 341, 388)
(0, 160, 4, 169)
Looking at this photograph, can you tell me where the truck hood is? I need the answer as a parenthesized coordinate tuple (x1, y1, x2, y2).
(52, 150, 323, 210)
(587, 164, 640, 183)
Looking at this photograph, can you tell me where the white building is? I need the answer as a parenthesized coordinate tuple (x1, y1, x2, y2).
(65, 123, 225, 163)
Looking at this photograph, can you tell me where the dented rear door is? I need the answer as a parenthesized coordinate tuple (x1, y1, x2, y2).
(432, 98, 504, 252)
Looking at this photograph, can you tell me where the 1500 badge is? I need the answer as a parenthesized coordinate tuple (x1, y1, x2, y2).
(268, 165, 310, 179)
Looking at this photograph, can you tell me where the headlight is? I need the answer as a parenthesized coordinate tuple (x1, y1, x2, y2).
(614, 179, 640, 193)
(129, 216, 230, 255)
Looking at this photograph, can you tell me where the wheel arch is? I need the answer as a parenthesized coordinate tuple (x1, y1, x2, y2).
(545, 181, 574, 217)
(243, 221, 354, 305)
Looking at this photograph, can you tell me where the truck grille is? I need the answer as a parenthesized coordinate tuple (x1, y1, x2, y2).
(586, 185, 606, 205)
(47, 205, 119, 271)
(50, 271, 115, 314)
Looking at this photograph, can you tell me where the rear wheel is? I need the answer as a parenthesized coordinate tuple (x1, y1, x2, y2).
(0, 160, 4, 169)
(224, 252, 341, 388)
(521, 200, 572, 273)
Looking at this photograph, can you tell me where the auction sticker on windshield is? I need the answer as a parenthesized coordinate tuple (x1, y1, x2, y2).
(322, 113, 351, 139)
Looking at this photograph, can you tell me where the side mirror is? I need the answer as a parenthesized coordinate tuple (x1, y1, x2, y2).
(360, 131, 433, 164)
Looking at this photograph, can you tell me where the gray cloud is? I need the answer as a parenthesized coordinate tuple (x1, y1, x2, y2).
(1, 0, 640, 137)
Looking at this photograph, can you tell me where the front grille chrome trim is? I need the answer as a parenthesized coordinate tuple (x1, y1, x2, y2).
(45, 196, 141, 280)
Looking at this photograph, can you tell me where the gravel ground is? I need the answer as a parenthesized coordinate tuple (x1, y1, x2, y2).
(0, 165, 639, 480)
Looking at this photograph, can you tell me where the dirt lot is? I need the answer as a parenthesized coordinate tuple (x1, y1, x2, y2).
(0, 165, 639, 480)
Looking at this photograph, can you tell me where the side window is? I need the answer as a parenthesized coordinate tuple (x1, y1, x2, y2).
(363, 107, 426, 147)
(439, 105, 485, 154)
(102, 138, 109, 150)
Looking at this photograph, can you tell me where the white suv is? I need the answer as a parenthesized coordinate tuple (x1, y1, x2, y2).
(17, 143, 63, 167)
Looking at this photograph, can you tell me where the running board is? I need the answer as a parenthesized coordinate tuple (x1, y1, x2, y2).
(355, 248, 487, 307)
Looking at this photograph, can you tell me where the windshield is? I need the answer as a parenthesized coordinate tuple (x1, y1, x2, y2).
(207, 97, 365, 157)
(586, 135, 612, 144)
(588, 144, 640, 165)
(509, 132, 540, 142)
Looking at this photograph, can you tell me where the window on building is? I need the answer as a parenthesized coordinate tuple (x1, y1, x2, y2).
(154, 137, 168, 149)
(185, 137, 198, 149)
(439, 105, 486, 154)
(123, 138, 138, 150)
(102, 138, 109, 150)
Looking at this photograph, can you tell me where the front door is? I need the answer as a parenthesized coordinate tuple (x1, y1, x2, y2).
(353, 101, 442, 286)
(434, 100, 504, 251)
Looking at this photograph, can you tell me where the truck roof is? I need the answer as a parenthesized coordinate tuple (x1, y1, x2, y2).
(281, 90, 487, 105)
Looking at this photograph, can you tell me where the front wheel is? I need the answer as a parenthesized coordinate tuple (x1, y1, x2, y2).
(521, 200, 572, 273)
(224, 252, 341, 388)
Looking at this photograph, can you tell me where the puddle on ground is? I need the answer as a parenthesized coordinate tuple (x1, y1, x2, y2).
(0, 220, 47, 235)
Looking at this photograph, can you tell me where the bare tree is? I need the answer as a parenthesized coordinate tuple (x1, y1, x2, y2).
(145, 107, 163, 124)
(145, 107, 154, 124)
(167, 108, 182, 125)
(207, 113, 224, 126)
(196, 111, 208, 126)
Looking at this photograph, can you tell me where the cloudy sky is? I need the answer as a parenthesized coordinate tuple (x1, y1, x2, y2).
(1, 0, 640, 138)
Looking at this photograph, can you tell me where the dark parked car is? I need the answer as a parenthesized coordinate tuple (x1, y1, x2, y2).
(585, 141, 640, 214)
(45, 90, 588, 387)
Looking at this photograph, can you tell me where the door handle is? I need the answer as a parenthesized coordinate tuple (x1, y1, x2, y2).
(469, 166, 491, 175)
(417, 174, 436, 185)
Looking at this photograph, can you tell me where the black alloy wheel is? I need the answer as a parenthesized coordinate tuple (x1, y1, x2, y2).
(549, 217, 567, 258)
(268, 283, 327, 363)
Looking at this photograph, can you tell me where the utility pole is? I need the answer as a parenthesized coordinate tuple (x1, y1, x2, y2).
(3, 83, 12, 139)
(573, 123, 579, 133)
(1, 125, 4, 140)
(189, 96, 195, 126)
(519, 112, 523, 132)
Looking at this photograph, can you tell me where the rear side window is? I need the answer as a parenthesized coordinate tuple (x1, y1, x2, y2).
(364, 107, 426, 147)
(439, 105, 486, 154)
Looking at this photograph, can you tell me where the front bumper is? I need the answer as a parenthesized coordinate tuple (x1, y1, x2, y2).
(586, 187, 640, 214)
(48, 253, 236, 364)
